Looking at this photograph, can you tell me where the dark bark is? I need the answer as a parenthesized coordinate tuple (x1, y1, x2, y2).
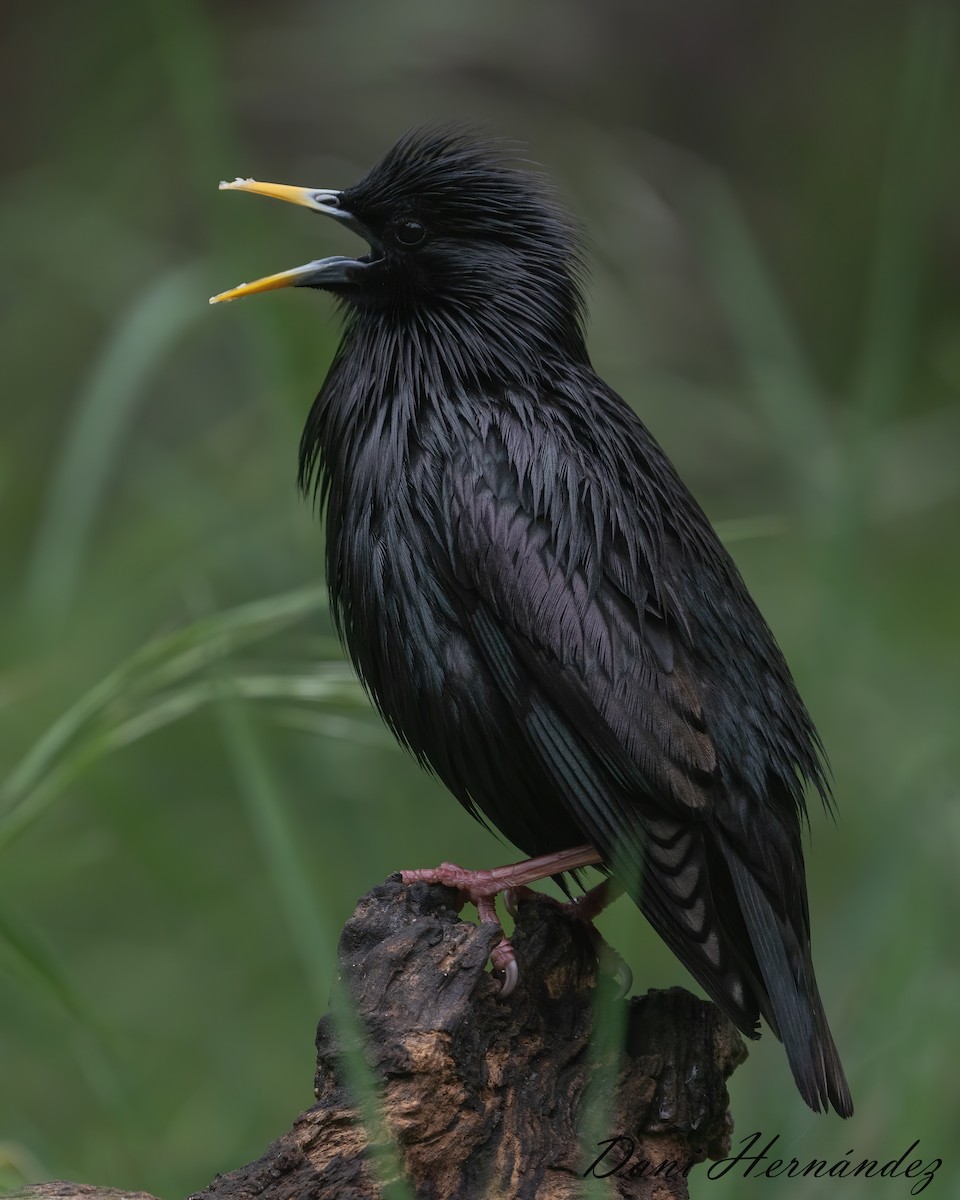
(13, 876, 747, 1200)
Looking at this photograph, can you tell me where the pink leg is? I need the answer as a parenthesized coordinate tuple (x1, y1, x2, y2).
(400, 844, 603, 995)
(504, 876, 623, 920)
(565, 877, 625, 922)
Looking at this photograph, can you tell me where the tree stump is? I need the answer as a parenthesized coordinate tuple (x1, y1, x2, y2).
(13, 876, 746, 1200)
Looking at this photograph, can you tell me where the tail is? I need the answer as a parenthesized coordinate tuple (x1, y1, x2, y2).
(617, 809, 852, 1116)
(721, 842, 853, 1117)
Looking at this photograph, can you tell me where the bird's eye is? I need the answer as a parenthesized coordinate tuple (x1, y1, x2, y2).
(394, 219, 426, 247)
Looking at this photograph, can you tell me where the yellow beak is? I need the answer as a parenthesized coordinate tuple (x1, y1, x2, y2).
(210, 178, 365, 304)
(209, 264, 328, 305)
(215, 178, 341, 212)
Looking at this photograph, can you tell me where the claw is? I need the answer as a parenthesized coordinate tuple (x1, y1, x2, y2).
(497, 957, 520, 997)
(503, 884, 539, 918)
(613, 958, 633, 999)
(491, 937, 520, 996)
(596, 944, 633, 999)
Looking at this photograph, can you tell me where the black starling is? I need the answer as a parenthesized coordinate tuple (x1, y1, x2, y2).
(211, 129, 853, 1117)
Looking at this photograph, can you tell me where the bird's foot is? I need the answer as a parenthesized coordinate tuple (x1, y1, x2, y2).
(400, 844, 602, 997)
(399, 860, 521, 994)
(505, 878, 632, 998)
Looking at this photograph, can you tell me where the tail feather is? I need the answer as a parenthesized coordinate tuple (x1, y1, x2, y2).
(721, 842, 853, 1117)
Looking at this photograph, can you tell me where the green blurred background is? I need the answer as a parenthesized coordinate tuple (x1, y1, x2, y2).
(2, 1, 958, 1196)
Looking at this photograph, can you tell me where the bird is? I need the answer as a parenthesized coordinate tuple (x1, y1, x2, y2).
(210, 127, 853, 1117)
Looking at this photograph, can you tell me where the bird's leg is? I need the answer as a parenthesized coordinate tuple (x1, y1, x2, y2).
(504, 877, 633, 997)
(401, 844, 603, 894)
(400, 844, 603, 995)
(567, 879, 632, 995)
(566, 877, 625, 922)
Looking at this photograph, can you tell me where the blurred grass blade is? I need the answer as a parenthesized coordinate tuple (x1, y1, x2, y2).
(147, 0, 241, 239)
(826, 3, 955, 612)
(271, 708, 392, 747)
(0, 904, 130, 1121)
(216, 687, 414, 1199)
(104, 666, 362, 750)
(146, 0, 305, 385)
(0, 1141, 48, 1188)
(134, 586, 327, 692)
(852, 3, 955, 432)
(0, 739, 116, 856)
(0, 586, 327, 849)
(691, 175, 831, 492)
(3, 585, 324, 809)
(579, 981, 629, 1196)
(328, 982, 418, 1200)
(215, 690, 331, 1007)
(0, 903, 101, 1028)
(22, 264, 205, 627)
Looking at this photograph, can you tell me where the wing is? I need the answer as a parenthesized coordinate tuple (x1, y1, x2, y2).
(436, 405, 851, 1115)
(439, 414, 766, 1037)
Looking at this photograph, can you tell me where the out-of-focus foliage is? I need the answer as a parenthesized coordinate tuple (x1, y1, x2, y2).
(2, 1, 958, 1196)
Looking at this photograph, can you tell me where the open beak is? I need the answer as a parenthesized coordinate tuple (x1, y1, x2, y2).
(209, 178, 378, 304)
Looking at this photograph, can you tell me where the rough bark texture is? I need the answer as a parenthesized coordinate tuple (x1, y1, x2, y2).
(8, 1187, 160, 1200)
(14, 876, 747, 1200)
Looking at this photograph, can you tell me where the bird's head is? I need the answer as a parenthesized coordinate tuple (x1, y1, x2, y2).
(211, 129, 587, 367)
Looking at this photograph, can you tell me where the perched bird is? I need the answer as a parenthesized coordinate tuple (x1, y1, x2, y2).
(211, 128, 852, 1117)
